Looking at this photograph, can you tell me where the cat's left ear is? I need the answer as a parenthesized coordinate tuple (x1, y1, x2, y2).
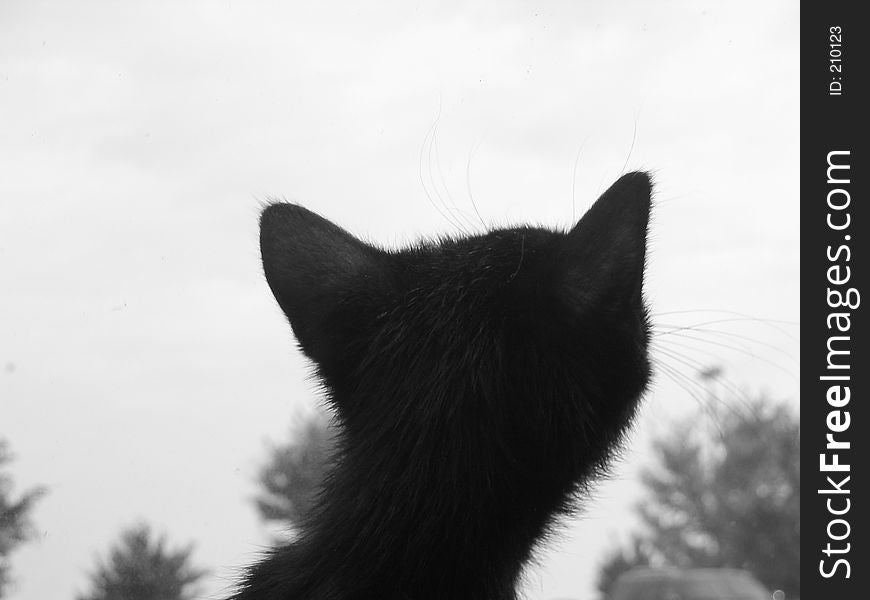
(259, 204, 391, 363)
(560, 171, 652, 309)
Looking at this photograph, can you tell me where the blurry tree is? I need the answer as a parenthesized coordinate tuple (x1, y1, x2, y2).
(0, 439, 46, 598)
(254, 410, 334, 534)
(77, 523, 207, 600)
(597, 392, 799, 598)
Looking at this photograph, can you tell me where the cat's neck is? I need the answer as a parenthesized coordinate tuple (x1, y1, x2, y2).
(235, 387, 582, 600)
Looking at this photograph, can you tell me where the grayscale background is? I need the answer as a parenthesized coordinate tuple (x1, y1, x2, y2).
(0, 1, 799, 599)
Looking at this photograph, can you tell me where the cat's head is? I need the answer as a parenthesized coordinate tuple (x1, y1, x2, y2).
(260, 171, 652, 487)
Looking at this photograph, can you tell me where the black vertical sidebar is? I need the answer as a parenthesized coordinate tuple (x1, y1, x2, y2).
(802, 3, 866, 598)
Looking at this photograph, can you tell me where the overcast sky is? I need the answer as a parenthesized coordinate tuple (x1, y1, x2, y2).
(1, 1, 798, 599)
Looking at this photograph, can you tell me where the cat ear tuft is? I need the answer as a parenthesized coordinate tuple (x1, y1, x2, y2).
(260, 204, 388, 360)
(561, 171, 652, 308)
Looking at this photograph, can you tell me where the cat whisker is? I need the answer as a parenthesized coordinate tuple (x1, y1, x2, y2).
(652, 323, 796, 366)
(653, 320, 799, 359)
(651, 309, 800, 342)
(428, 122, 474, 234)
(652, 328, 798, 384)
(430, 121, 479, 233)
(653, 336, 758, 379)
(620, 119, 638, 175)
(652, 345, 759, 415)
(653, 360, 728, 441)
(419, 118, 471, 234)
(655, 353, 764, 432)
(652, 356, 709, 405)
(466, 140, 486, 229)
(653, 323, 758, 357)
(419, 120, 464, 233)
(570, 137, 588, 224)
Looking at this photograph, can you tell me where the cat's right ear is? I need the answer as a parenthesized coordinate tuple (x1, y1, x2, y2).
(560, 171, 652, 311)
(259, 204, 391, 363)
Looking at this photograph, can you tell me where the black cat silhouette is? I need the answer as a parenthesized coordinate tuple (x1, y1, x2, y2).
(235, 172, 653, 600)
